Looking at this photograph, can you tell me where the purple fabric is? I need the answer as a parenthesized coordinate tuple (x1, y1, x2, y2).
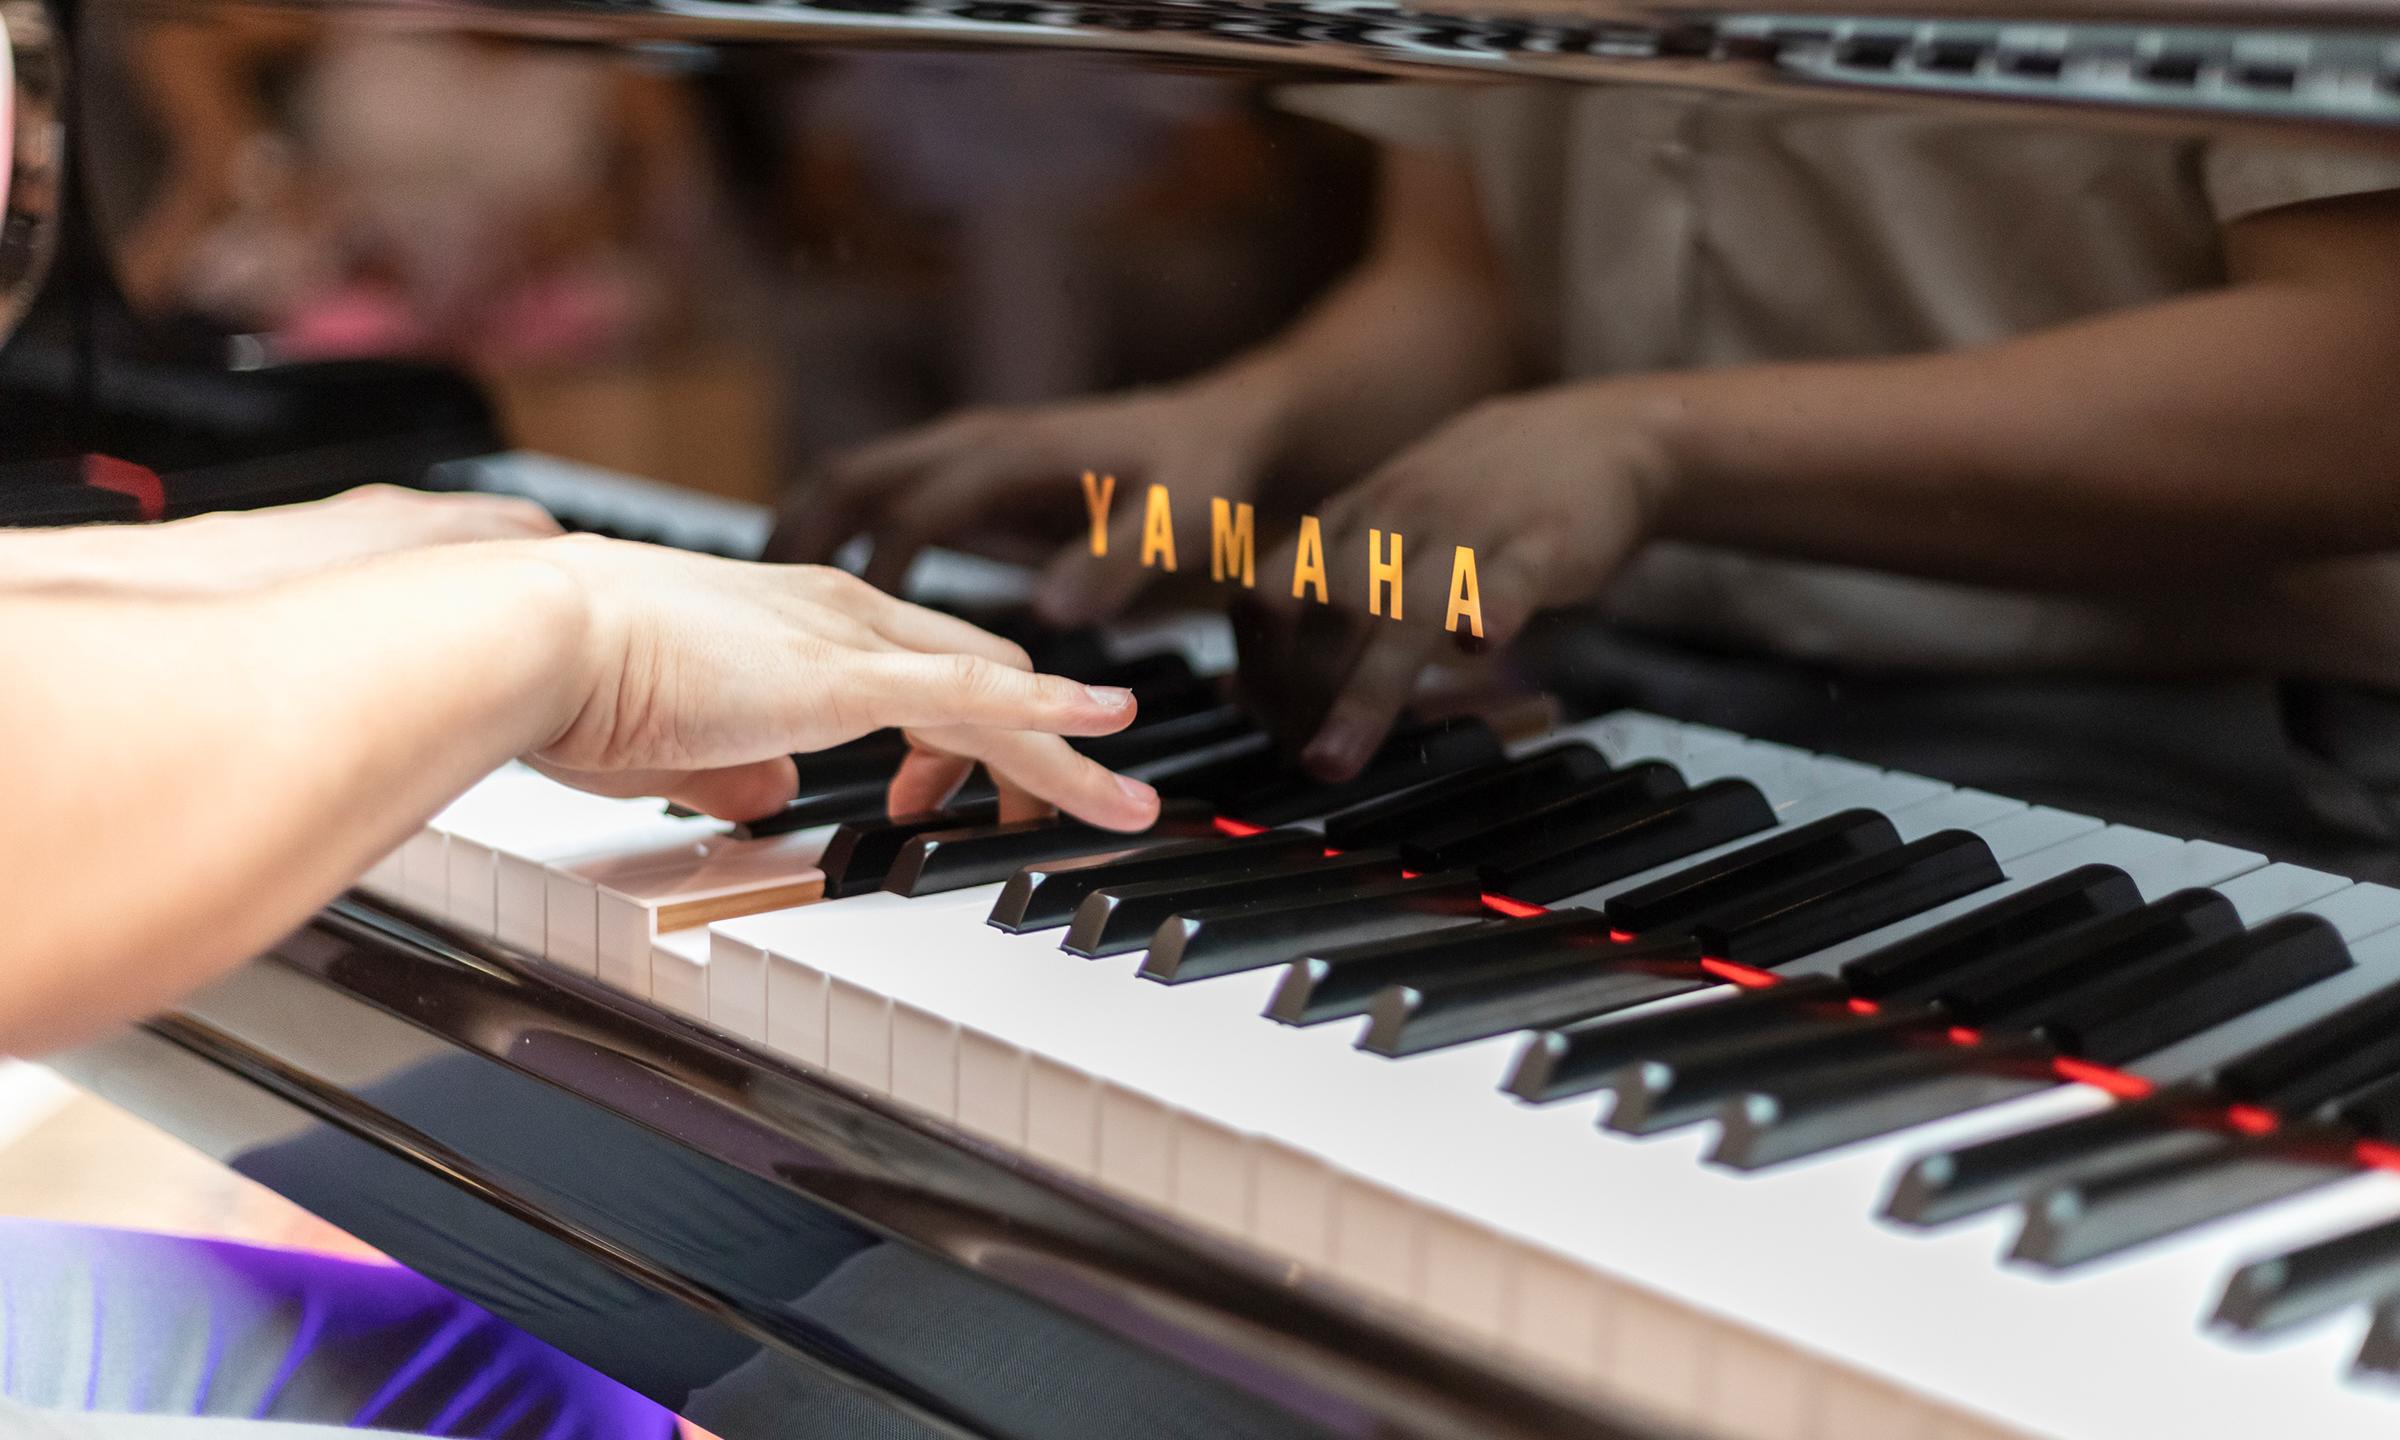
(0, 1220, 676, 1438)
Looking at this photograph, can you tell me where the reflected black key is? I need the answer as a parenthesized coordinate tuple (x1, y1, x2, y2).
(822, 799, 1003, 897)
(1601, 810, 1899, 936)
(1840, 864, 2141, 1001)
(1366, 832, 1998, 1058)
(1484, 780, 1776, 905)
(1400, 762, 1684, 872)
(1605, 1008, 1934, 1135)
(884, 801, 1217, 896)
(1321, 744, 1611, 851)
(988, 830, 1324, 933)
(1504, 975, 1849, 1103)
(2013, 1137, 2352, 1269)
(2033, 915, 2350, 1065)
(1076, 704, 1255, 770)
(1142, 871, 1491, 983)
(1884, 1094, 2221, 1227)
(2216, 1213, 2400, 1335)
(1267, 910, 1610, 1026)
(1229, 719, 1504, 825)
(1712, 1040, 2059, 1169)
(1065, 850, 1407, 957)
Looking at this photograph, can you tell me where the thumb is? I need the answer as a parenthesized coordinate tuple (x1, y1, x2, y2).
(660, 758, 802, 823)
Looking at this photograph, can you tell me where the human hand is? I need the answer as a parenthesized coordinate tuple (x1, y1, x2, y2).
(764, 376, 1290, 624)
(1247, 383, 1675, 779)
(521, 537, 1163, 829)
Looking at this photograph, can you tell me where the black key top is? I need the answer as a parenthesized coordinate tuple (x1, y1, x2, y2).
(1925, 890, 2243, 1024)
(884, 801, 1217, 896)
(1485, 781, 1777, 905)
(1602, 810, 1900, 937)
(1228, 719, 1505, 825)
(2209, 978, 2400, 1115)
(1398, 763, 1684, 872)
(1606, 1008, 1936, 1135)
(988, 830, 1327, 933)
(789, 730, 909, 795)
(1066, 850, 1409, 957)
(1361, 832, 2001, 1058)
(733, 777, 895, 837)
(2013, 1136, 2352, 1269)
(1321, 744, 1611, 850)
(1504, 975, 1850, 1103)
(1267, 910, 1611, 1026)
(822, 800, 1003, 896)
(2033, 914, 2350, 1066)
(1884, 1094, 2225, 1227)
(1840, 865, 2142, 1001)
(1142, 871, 1492, 984)
(2216, 1213, 2400, 1336)
(1148, 734, 1286, 804)
(1077, 648, 1200, 693)
(1712, 1046, 2060, 1170)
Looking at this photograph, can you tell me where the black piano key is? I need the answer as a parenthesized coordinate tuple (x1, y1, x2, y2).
(987, 830, 1326, 933)
(1361, 832, 1998, 1059)
(2215, 1214, 2400, 1336)
(883, 801, 1218, 896)
(1266, 910, 1612, 1026)
(1485, 780, 1777, 906)
(1141, 871, 1491, 984)
(1504, 976, 1851, 1103)
(732, 776, 894, 837)
(1228, 719, 1505, 825)
(1074, 648, 1200, 693)
(1321, 743, 1612, 851)
(1399, 762, 1686, 872)
(2358, 1300, 2400, 1377)
(1064, 850, 1406, 957)
(822, 800, 1003, 896)
(1601, 810, 1900, 937)
(1074, 703, 1255, 770)
(1928, 890, 2243, 1025)
(789, 730, 911, 795)
(1605, 1008, 1937, 1135)
(2012, 1136, 2353, 1269)
(2210, 979, 2400, 1115)
(1839, 864, 2142, 1001)
(1883, 1093, 2224, 1227)
(1148, 734, 1287, 804)
(2034, 915, 2351, 1066)
(1710, 1040, 2060, 1169)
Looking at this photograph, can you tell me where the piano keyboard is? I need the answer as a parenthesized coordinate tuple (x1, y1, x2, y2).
(352, 648, 2400, 1440)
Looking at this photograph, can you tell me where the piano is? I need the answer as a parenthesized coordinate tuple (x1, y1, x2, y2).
(11, 0, 2400, 1436)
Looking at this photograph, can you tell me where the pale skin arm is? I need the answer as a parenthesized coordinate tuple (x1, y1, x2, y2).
(0, 538, 1160, 1056)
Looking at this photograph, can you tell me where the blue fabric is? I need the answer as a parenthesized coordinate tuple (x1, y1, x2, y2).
(0, 1221, 675, 1438)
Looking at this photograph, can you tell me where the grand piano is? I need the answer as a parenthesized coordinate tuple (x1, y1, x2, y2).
(12, 0, 2400, 1434)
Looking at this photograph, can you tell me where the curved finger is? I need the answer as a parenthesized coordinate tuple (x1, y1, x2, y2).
(916, 725, 1158, 832)
(1301, 623, 1447, 781)
(848, 653, 1138, 736)
(887, 745, 975, 818)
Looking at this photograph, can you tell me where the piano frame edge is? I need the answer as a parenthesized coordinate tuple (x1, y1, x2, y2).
(48, 893, 1671, 1440)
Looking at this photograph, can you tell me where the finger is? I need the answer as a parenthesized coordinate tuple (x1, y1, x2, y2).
(1032, 499, 1152, 627)
(887, 745, 975, 817)
(446, 493, 563, 539)
(853, 589, 1035, 670)
(1302, 623, 1447, 781)
(847, 653, 1138, 736)
(915, 725, 1158, 832)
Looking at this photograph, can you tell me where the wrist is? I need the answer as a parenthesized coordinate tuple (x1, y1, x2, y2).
(450, 537, 601, 754)
(1597, 377, 1702, 541)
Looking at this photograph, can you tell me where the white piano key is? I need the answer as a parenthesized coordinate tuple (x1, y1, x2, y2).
(827, 976, 893, 1092)
(707, 935, 770, 1043)
(1097, 1088, 1176, 1206)
(1169, 1118, 1253, 1239)
(891, 1002, 959, 1119)
(593, 831, 828, 995)
(498, 811, 712, 964)
(650, 928, 711, 1022)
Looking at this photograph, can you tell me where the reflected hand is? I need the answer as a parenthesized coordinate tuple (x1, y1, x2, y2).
(1251, 384, 1673, 779)
(764, 379, 1287, 624)
(523, 538, 1162, 830)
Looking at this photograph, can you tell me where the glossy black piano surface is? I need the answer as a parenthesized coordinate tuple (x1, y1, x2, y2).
(20, 0, 2400, 1433)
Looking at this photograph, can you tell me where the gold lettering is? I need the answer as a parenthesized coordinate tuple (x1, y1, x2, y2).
(1209, 498, 1255, 587)
(1140, 483, 1177, 571)
(1290, 515, 1328, 603)
(1368, 529, 1404, 620)
(1080, 471, 1116, 556)
(1446, 546, 1484, 638)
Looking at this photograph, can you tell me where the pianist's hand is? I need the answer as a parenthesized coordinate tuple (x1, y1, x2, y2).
(0, 484, 563, 595)
(1251, 385, 1666, 779)
(521, 537, 1163, 830)
(763, 379, 1286, 624)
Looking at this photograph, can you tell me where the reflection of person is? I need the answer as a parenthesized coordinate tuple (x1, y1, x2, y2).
(775, 88, 2400, 780)
(0, 488, 1156, 1432)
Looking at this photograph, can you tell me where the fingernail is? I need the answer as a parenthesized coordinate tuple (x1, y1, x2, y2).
(1085, 685, 1134, 710)
(1302, 729, 1368, 782)
(1118, 774, 1158, 803)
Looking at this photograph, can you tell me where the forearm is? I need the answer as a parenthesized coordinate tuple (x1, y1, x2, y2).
(0, 545, 585, 1053)
(1641, 276, 2400, 591)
